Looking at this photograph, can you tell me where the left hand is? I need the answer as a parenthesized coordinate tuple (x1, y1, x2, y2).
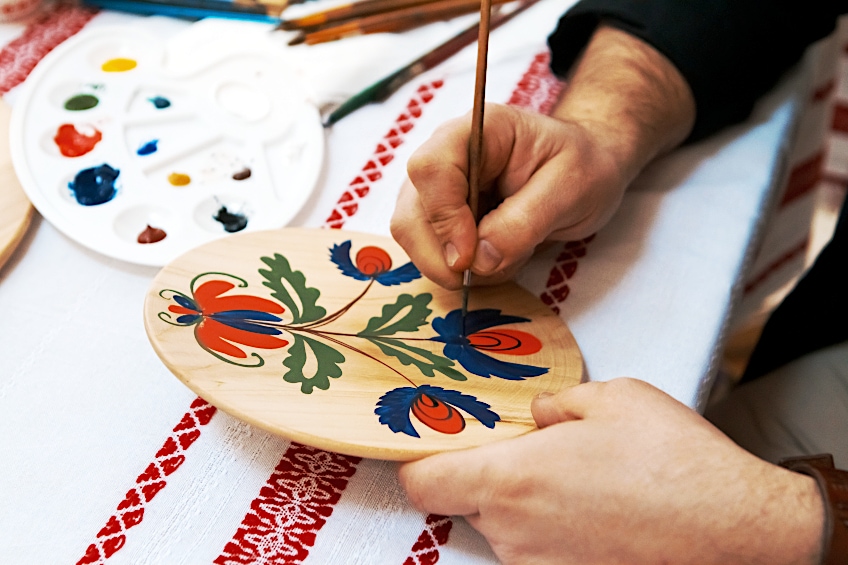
(398, 378, 824, 565)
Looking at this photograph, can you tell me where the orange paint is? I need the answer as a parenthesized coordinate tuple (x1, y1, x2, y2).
(411, 394, 465, 434)
(53, 123, 102, 157)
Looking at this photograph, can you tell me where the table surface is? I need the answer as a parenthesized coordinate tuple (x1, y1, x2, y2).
(0, 1, 811, 563)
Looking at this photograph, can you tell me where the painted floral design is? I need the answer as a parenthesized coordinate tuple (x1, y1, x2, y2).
(431, 309, 548, 380)
(376, 385, 499, 438)
(161, 278, 288, 365)
(158, 241, 549, 437)
(330, 241, 421, 285)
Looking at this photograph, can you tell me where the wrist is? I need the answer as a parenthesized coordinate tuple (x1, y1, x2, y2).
(550, 24, 695, 183)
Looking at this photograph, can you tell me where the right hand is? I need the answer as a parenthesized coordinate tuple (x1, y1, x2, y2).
(390, 102, 632, 289)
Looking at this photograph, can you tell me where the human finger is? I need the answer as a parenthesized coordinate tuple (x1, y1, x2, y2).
(405, 117, 481, 273)
(391, 180, 464, 289)
(531, 381, 609, 428)
(398, 446, 491, 516)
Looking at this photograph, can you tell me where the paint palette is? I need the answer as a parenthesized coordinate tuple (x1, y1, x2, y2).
(143, 229, 584, 460)
(10, 26, 324, 266)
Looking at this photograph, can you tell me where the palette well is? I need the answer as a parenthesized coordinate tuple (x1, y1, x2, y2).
(10, 26, 324, 266)
(143, 229, 584, 460)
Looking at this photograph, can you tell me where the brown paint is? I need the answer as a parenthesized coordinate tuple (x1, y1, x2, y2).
(137, 225, 167, 244)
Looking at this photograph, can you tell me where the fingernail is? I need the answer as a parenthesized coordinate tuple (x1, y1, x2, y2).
(472, 240, 502, 274)
(535, 391, 554, 400)
(444, 242, 459, 268)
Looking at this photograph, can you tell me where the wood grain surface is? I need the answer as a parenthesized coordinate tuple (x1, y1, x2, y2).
(0, 99, 34, 270)
(144, 228, 583, 460)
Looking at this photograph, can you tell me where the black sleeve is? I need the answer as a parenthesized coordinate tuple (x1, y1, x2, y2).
(547, 1, 844, 142)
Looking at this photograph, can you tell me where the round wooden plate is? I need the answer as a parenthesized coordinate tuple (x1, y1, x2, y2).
(143, 228, 583, 460)
(0, 99, 35, 270)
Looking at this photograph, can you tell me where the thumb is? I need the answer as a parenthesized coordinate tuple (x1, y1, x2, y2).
(531, 382, 606, 428)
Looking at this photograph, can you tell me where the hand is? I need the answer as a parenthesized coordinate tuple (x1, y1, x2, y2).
(391, 25, 697, 289)
(399, 378, 824, 565)
(391, 104, 630, 289)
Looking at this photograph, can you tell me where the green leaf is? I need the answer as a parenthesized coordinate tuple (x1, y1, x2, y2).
(358, 293, 432, 337)
(282, 334, 345, 394)
(368, 337, 466, 381)
(259, 253, 326, 324)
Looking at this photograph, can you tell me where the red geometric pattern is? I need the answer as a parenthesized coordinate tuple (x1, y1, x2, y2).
(779, 151, 825, 207)
(324, 80, 444, 229)
(0, 1, 97, 95)
(506, 51, 564, 114)
(539, 236, 595, 315)
(77, 398, 217, 565)
(402, 514, 453, 565)
(743, 238, 809, 295)
(213, 443, 360, 565)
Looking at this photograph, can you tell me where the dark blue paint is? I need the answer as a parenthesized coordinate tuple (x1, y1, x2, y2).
(213, 206, 248, 233)
(137, 139, 158, 155)
(68, 164, 120, 206)
(149, 96, 171, 109)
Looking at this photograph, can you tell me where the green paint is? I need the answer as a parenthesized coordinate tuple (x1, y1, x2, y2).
(359, 293, 432, 337)
(64, 94, 99, 111)
(368, 337, 467, 381)
(259, 253, 326, 324)
(283, 334, 345, 394)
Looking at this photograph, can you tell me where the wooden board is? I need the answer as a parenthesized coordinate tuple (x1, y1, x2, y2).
(0, 99, 34, 270)
(143, 228, 583, 460)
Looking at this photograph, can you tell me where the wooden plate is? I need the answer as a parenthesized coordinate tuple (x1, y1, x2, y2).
(143, 228, 583, 460)
(0, 99, 35, 270)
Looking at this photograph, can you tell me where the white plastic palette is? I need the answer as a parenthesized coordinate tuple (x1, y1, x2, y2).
(10, 25, 324, 266)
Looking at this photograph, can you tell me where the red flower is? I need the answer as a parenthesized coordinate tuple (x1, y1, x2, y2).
(166, 280, 288, 359)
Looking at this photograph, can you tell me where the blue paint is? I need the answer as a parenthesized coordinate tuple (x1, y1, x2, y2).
(137, 139, 158, 155)
(68, 164, 120, 206)
(149, 96, 171, 109)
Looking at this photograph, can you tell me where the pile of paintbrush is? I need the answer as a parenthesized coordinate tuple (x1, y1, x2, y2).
(278, 0, 510, 45)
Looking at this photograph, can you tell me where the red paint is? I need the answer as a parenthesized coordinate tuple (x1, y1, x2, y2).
(468, 329, 543, 355)
(54, 123, 102, 157)
(412, 394, 465, 434)
(136, 225, 166, 244)
(355, 246, 392, 275)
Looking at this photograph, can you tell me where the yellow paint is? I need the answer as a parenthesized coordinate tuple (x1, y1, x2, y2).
(167, 172, 191, 186)
(101, 58, 137, 72)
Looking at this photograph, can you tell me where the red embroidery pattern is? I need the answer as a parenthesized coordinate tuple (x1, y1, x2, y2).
(780, 151, 825, 207)
(0, 1, 97, 95)
(539, 236, 595, 315)
(506, 52, 564, 114)
(402, 515, 453, 565)
(214, 443, 360, 564)
(743, 238, 809, 295)
(77, 398, 217, 565)
(325, 80, 444, 229)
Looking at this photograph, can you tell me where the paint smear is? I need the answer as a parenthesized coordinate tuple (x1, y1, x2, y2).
(137, 139, 158, 156)
(102, 58, 137, 72)
(167, 172, 191, 186)
(149, 96, 171, 109)
(137, 225, 167, 244)
(68, 163, 120, 206)
(213, 206, 248, 233)
(54, 123, 102, 157)
(232, 167, 251, 180)
(64, 94, 99, 111)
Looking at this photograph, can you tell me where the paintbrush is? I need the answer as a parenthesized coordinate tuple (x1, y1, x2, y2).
(321, 0, 537, 127)
(460, 0, 491, 327)
(297, 0, 511, 45)
(278, 0, 447, 30)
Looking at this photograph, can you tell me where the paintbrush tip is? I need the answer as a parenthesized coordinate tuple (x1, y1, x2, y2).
(287, 32, 307, 45)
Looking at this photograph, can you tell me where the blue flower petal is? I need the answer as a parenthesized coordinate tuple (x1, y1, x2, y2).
(375, 387, 420, 437)
(209, 313, 283, 335)
(445, 344, 548, 380)
(329, 241, 370, 281)
(432, 309, 531, 340)
(417, 385, 499, 429)
(173, 294, 198, 311)
(176, 314, 201, 325)
(212, 310, 283, 323)
(375, 262, 421, 286)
